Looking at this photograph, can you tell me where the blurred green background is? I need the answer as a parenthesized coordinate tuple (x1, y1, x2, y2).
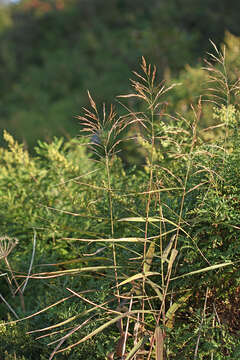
(0, 0, 240, 150)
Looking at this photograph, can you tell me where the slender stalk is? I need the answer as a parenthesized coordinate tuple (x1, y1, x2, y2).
(221, 48, 230, 161)
(142, 70, 156, 324)
(153, 102, 200, 349)
(4, 257, 25, 312)
(105, 154, 120, 306)
(105, 155, 114, 237)
(175, 109, 198, 247)
(0, 292, 19, 319)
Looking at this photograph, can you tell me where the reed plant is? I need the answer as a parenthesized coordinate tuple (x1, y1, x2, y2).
(2, 42, 240, 359)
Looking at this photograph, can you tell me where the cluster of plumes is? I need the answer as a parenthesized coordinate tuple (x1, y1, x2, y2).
(76, 57, 177, 161)
(203, 40, 240, 107)
(76, 90, 141, 160)
(0, 236, 18, 260)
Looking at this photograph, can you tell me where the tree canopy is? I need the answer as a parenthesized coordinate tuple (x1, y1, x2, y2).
(0, 0, 240, 148)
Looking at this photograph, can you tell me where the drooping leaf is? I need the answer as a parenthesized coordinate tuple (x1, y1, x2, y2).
(162, 235, 176, 263)
(118, 272, 160, 288)
(125, 335, 149, 360)
(144, 241, 156, 273)
(165, 291, 192, 329)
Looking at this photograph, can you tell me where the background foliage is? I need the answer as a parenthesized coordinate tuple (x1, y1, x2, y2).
(1, 0, 240, 149)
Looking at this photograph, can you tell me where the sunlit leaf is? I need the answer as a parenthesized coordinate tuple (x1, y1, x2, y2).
(171, 262, 234, 281)
(125, 335, 149, 360)
(165, 291, 192, 329)
(118, 272, 160, 288)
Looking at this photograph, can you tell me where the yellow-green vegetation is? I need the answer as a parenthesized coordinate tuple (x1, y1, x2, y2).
(1, 42, 240, 359)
